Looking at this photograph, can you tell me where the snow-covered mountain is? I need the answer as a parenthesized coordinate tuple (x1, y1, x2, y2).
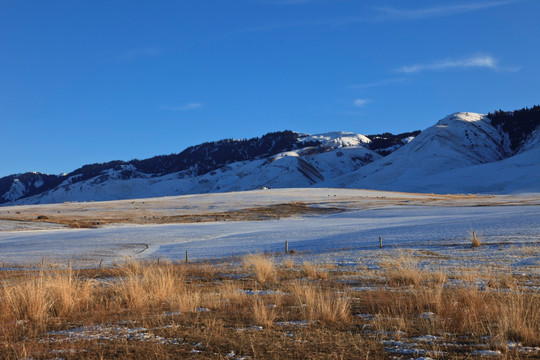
(2, 131, 388, 204)
(1, 107, 539, 205)
(324, 112, 512, 190)
(323, 111, 540, 194)
(322, 110, 540, 194)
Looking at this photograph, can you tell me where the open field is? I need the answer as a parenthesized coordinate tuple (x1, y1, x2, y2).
(0, 253, 538, 359)
(1, 188, 538, 230)
(0, 189, 538, 358)
(0, 189, 539, 266)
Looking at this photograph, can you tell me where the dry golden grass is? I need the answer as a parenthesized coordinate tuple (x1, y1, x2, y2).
(2, 276, 53, 324)
(282, 257, 295, 269)
(47, 270, 95, 318)
(289, 281, 350, 324)
(300, 261, 329, 279)
(1, 269, 96, 324)
(430, 270, 447, 285)
(365, 281, 540, 348)
(243, 253, 275, 283)
(455, 268, 481, 283)
(0, 256, 538, 359)
(252, 298, 277, 328)
(494, 291, 540, 346)
(379, 252, 426, 286)
(115, 260, 187, 312)
(471, 231, 482, 248)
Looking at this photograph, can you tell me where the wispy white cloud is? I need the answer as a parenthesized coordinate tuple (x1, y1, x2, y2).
(159, 103, 203, 111)
(348, 78, 406, 89)
(232, 1, 518, 34)
(376, 1, 518, 21)
(397, 55, 521, 74)
(354, 98, 371, 107)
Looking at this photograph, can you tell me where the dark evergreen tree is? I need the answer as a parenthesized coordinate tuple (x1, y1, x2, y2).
(366, 130, 421, 156)
(487, 105, 540, 151)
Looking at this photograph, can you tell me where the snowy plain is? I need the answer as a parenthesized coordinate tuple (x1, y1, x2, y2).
(0, 188, 538, 269)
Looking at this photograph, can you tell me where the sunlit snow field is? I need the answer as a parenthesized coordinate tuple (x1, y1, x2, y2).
(0, 189, 538, 271)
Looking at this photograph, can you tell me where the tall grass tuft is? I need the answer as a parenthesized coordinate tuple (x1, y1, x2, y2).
(1, 270, 94, 323)
(471, 231, 481, 248)
(495, 292, 540, 347)
(301, 261, 328, 279)
(115, 260, 187, 312)
(243, 254, 275, 284)
(380, 253, 425, 286)
(47, 269, 95, 317)
(252, 298, 276, 328)
(289, 281, 350, 324)
(282, 257, 295, 269)
(2, 276, 52, 324)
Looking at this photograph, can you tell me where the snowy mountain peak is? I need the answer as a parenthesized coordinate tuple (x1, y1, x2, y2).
(299, 131, 371, 148)
(436, 112, 486, 126)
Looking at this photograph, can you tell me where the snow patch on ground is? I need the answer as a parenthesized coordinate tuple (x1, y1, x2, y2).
(1, 202, 537, 267)
(47, 324, 184, 345)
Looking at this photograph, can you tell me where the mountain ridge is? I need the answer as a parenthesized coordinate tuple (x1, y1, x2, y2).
(2, 106, 539, 205)
(0, 130, 417, 204)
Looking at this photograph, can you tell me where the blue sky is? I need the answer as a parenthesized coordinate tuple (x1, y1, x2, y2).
(1, 0, 539, 177)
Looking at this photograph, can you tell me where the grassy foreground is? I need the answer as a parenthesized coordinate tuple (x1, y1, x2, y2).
(0, 253, 539, 359)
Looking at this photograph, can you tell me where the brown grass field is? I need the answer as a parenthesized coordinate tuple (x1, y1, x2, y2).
(0, 253, 538, 359)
